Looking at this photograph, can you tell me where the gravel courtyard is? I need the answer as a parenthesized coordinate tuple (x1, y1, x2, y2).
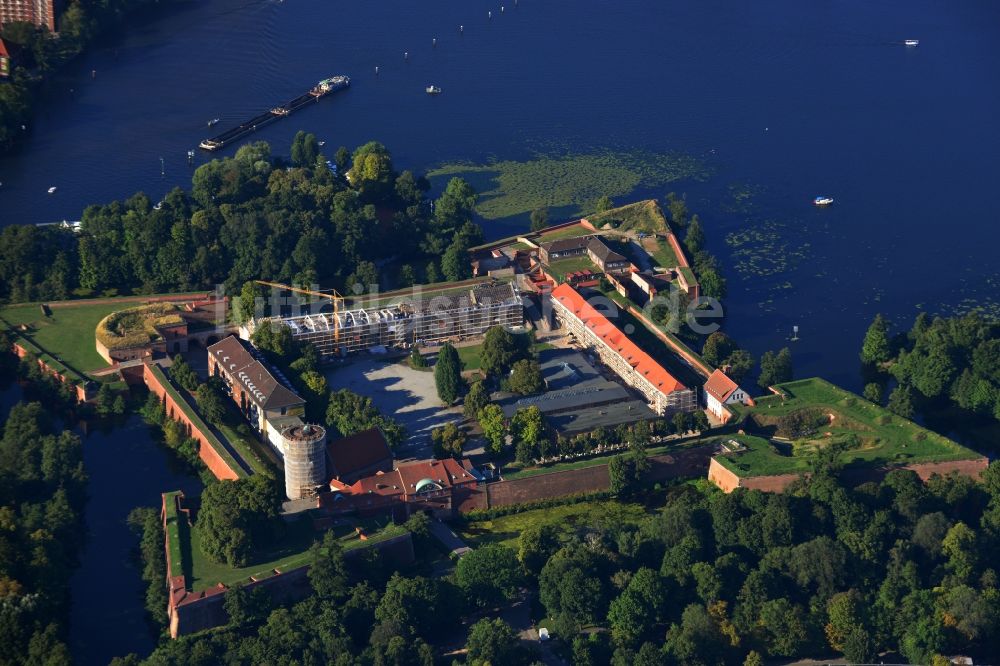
(325, 358, 463, 460)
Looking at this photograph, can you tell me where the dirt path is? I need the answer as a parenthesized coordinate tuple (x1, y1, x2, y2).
(46, 292, 212, 309)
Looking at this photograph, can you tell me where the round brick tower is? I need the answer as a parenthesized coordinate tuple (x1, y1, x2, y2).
(281, 423, 327, 500)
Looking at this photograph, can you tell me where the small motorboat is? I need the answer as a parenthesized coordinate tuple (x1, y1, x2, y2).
(426, 85, 442, 95)
(47, 186, 57, 194)
(207, 118, 220, 127)
(814, 196, 834, 206)
(904, 39, 919, 47)
(318, 140, 326, 147)
(153, 201, 163, 211)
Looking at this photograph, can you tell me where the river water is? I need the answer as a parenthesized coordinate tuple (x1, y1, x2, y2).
(2, 0, 1000, 384)
(0, 5, 998, 660)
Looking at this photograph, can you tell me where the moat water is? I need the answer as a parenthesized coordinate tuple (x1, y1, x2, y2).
(0, 380, 201, 664)
(2, 0, 999, 386)
(0, 4, 997, 660)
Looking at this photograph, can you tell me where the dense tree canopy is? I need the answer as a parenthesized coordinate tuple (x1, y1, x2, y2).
(0, 400, 86, 663)
(326, 388, 406, 448)
(0, 138, 477, 303)
(196, 475, 283, 567)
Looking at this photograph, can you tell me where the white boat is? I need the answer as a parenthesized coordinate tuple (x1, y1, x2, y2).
(318, 140, 326, 146)
(905, 39, 919, 47)
(814, 196, 834, 206)
(47, 186, 57, 194)
(153, 201, 163, 211)
(207, 118, 220, 127)
(426, 85, 442, 95)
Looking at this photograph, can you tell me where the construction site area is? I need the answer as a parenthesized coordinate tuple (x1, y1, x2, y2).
(248, 279, 523, 360)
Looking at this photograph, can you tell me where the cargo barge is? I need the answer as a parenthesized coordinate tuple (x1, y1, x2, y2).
(199, 75, 350, 151)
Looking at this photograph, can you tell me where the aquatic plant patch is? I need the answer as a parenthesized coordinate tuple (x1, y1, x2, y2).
(429, 149, 710, 221)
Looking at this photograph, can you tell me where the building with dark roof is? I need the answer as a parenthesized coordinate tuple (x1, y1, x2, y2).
(208, 335, 328, 499)
(327, 427, 394, 483)
(537, 235, 631, 274)
(550, 284, 697, 416)
(496, 349, 658, 436)
(585, 238, 630, 273)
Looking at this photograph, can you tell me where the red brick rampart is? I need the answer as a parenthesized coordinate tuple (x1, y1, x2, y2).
(463, 445, 718, 511)
(143, 362, 240, 481)
(9, 340, 92, 402)
(665, 232, 691, 269)
(162, 492, 414, 637)
(709, 455, 990, 494)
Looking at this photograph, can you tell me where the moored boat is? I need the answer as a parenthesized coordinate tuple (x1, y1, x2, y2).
(814, 196, 834, 206)
(426, 85, 442, 95)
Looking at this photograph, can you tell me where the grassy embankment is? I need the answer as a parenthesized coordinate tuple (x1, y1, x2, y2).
(147, 364, 248, 478)
(182, 515, 406, 591)
(500, 434, 711, 481)
(460, 499, 651, 549)
(0, 292, 207, 376)
(586, 199, 670, 234)
(720, 378, 981, 478)
(1, 301, 129, 374)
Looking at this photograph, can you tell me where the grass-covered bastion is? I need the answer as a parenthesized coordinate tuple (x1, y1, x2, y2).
(710, 378, 986, 492)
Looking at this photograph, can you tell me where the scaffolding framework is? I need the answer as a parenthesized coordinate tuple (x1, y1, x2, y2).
(269, 282, 523, 359)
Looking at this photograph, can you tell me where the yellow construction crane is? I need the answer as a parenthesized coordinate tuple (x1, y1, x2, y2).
(254, 280, 344, 342)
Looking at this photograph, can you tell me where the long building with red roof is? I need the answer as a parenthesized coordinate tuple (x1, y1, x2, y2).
(550, 283, 697, 416)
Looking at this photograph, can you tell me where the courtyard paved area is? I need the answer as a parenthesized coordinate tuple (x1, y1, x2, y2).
(325, 358, 462, 460)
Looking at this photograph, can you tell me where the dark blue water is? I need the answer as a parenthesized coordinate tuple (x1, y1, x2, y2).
(68, 415, 201, 665)
(0, 380, 201, 664)
(2, 0, 999, 388)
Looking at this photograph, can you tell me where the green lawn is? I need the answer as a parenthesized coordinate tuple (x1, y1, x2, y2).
(459, 499, 651, 549)
(216, 419, 278, 477)
(545, 256, 600, 282)
(185, 515, 404, 591)
(536, 225, 595, 242)
(456, 336, 554, 373)
(163, 491, 185, 578)
(717, 378, 982, 478)
(649, 238, 681, 269)
(1, 301, 130, 374)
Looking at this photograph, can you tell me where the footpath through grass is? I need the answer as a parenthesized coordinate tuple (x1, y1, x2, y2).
(185, 515, 405, 591)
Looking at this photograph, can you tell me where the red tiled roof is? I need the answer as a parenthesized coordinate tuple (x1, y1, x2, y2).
(704, 369, 739, 402)
(0, 38, 9, 58)
(326, 428, 393, 482)
(395, 458, 475, 492)
(551, 283, 686, 394)
(338, 457, 476, 498)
